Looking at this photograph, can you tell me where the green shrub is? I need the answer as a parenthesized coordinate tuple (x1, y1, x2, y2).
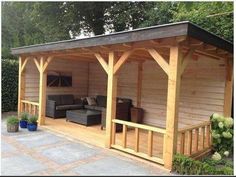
(173, 153, 233, 175)
(210, 113, 234, 156)
(28, 115, 38, 124)
(20, 112, 29, 121)
(2, 59, 18, 112)
(7, 116, 19, 125)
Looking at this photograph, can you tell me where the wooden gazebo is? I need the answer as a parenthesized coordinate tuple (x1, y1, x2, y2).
(11, 21, 233, 170)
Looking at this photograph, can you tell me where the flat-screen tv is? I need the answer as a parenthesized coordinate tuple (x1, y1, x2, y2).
(47, 71, 72, 87)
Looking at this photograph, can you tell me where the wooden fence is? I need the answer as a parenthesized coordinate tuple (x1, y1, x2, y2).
(111, 119, 166, 165)
(177, 121, 212, 159)
(20, 100, 39, 116)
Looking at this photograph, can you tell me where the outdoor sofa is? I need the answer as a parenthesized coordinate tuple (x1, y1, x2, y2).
(46, 94, 84, 118)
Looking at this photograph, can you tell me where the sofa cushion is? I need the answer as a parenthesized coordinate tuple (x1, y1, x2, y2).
(85, 105, 104, 111)
(47, 95, 61, 105)
(86, 97, 97, 106)
(56, 104, 83, 110)
(96, 95, 107, 107)
(61, 95, 74, 105)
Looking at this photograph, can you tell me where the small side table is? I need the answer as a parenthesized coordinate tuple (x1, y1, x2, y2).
(130, 107, 144, 124)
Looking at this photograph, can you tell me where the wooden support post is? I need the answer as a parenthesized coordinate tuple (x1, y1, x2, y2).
(137, 62, 143, 107)
(164, 46, 182, 170)
(223, 58, 233, 117)
(38, 56, 53, 125)
(38, 57, 46, 125)
(105, 52, 117, 148)
(18, 57, 26, 116)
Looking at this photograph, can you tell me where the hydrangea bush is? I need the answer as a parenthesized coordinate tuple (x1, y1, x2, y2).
(210, 113, 233, 158)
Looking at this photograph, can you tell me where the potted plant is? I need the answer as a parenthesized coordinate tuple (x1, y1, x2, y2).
(6, 116, 19, 132)
(19, 112, 29, 128)
(27, 115, 38, 131)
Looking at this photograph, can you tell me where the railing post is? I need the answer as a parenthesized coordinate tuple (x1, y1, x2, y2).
(201, 127, 205, 150)
(187, 130, 192, 155)
(122, 124, 127, 148)
(194, 129, 199, 152)
(180, 132, 185, 154)
(135, 128, 139, 152)
(148, 131, 153, 156)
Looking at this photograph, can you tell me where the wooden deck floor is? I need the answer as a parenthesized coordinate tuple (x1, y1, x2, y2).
(43, 117, 106, 147)
(43, 117, 209, 160)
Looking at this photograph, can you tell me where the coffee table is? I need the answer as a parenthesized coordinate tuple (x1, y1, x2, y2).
(66, 109, 101, 126)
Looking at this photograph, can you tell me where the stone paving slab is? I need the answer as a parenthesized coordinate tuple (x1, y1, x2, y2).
(1, 141, 17, 153)
(71, 155, 161, 176)
(39, 142, 100, 165)
(15, 132, 65, 148)
(1, 154, 47, 176)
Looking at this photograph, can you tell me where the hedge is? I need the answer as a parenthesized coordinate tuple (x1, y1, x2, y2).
(2, 59, 18, 112)
(173, 153, 233, 175)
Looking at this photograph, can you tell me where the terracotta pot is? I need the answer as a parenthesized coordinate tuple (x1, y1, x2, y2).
(7, 123, 19, 132)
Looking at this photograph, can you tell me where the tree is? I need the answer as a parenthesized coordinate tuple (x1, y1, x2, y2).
(172, 2, 233, 42)
(2, 2, 45, 58)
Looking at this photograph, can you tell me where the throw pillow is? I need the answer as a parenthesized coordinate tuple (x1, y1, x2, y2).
(86, 97, 97, 106)
(118, 99, 124, 103)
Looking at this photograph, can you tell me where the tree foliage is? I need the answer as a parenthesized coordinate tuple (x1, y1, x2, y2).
(2, 59, 18, 112)
(2, 1, 233, 59)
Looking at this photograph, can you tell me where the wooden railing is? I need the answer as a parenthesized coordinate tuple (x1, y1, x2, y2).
(111, 119, 166, 165)
(20, 100, 39, 116)
(177, 121, 212, 159)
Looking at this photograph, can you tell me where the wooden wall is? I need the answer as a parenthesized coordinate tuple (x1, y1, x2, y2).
(88, 62, 138, 106)
(24, 55, 226, 129)
(141, 56, 226, 128)
(24, 58, 88, 101)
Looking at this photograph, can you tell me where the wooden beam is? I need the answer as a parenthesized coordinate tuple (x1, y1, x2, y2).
(105, 51, 117, 148)
(21, 57, 29, 72)
(42, 56, 53, 72)
(33, 58, 41, 72)
(164, 46, 182, 170)
(18, 56, 25, 116)
(94, 53, 109, 74)
(147, 48, 169, 75)
(180, 49, 194, 75)
(223, 58, 233, 116)
(137, 62, 143, 107)
(113, 50, 133, 74)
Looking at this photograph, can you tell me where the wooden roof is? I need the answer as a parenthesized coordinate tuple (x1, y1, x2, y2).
(11, 21, 233, 56)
